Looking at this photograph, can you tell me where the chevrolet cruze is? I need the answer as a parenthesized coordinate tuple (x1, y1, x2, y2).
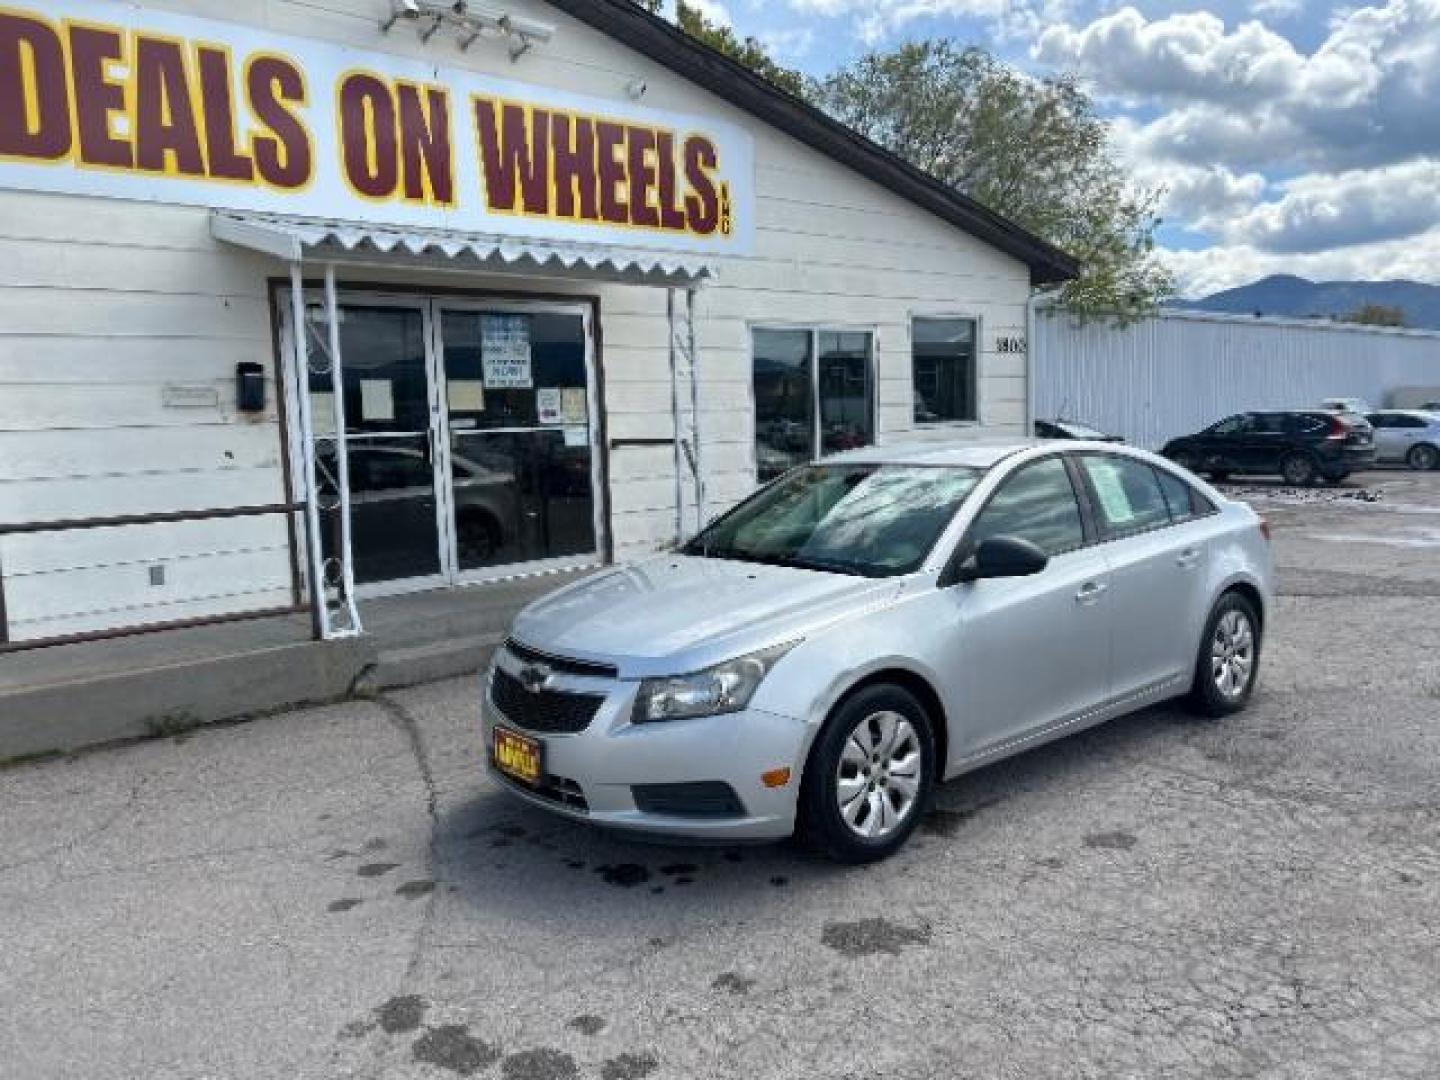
(482, 442, 1273, 862)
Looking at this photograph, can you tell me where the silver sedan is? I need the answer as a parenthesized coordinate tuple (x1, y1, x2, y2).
(481, 442, 1274, 862)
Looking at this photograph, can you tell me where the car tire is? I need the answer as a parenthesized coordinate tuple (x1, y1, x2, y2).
(1406, 443, 1439, 471)
(1188, 591, 1262, 718)
(1280, 453, 1317, 486)
(798, 683, 936, 864)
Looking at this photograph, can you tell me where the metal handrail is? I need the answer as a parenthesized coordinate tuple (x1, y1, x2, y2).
(0, 502, 305, 536)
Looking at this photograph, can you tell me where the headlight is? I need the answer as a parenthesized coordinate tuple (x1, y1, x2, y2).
(632, 642, 799, 723)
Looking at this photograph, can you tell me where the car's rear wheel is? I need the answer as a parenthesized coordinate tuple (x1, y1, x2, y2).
(799, 684, 935, 864)
(1189, 592, 1262, 718)
(1280, 452, 1317, 486)
(1406, 443, 1439, 471)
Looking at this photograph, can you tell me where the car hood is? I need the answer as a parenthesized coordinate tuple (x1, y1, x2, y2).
(510, 554, 901, 674)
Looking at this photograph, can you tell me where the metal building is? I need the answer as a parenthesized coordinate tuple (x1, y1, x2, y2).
(1033, 308, 1440, 450)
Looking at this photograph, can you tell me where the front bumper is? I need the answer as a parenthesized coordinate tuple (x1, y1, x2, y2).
(479, 668, 811, 841)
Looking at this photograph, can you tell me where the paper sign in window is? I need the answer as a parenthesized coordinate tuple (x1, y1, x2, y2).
(563, 426, 588, 447)
(561, 388, 588, 424)
(448, 380, 486, 413)
(1087, 460, 1136, 525)
(537, 388, 563, 425)
(481, 315, 532, 388)
(360, 379, 395, 422)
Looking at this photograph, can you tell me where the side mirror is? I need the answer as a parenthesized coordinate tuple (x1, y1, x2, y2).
(953, 535, 1049, 583)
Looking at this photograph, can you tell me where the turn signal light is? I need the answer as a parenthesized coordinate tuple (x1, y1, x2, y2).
(761, 767, 792, 789)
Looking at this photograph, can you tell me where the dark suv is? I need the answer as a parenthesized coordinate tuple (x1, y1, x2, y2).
(1162, 410, 1375, 485)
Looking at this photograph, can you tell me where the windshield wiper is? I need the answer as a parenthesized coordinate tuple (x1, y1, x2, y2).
(693, 546, 870, 577)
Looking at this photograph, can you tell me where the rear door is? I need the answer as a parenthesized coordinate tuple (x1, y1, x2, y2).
(1073, 453, 1202, 698)
(1366, 413, 1400, 462)
(1240, 412, 1291, 473)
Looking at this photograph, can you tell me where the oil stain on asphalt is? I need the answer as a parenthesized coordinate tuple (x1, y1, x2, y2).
(601, 1051, 659, 1080)
(500, 1047, 579, 1080)
(375, 994, 427, 1034)
(1084, 830, 1138, 850)
(395, 879, 437, 898)
(821, 918, 932, 958)
(566, 1014, 606, 1036)
(412, 1024, 500, 1075)
(357, 862, 401, 877)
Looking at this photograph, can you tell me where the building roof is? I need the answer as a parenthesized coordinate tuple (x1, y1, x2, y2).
(544, 0, 1081, 285)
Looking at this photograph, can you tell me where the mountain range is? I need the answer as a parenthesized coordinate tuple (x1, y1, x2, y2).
(1168, 275, 1440, 330)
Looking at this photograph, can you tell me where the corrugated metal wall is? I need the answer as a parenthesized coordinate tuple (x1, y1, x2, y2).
(1034, 309, 1440, 450)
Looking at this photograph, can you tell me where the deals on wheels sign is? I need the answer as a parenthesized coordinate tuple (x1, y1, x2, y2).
(0, 0, 755, 255)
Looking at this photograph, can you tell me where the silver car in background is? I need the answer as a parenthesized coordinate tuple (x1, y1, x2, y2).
(481, 442, 1274, 862)
(1366, 410, 1440, 470)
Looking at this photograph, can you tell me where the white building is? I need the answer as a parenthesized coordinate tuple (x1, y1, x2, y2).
(0, 0, 1075, 648)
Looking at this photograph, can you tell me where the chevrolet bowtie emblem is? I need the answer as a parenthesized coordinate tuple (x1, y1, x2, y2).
(518, 663, 552, 693)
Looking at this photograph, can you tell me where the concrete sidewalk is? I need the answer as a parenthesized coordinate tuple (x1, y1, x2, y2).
(0, 571, 582, 761)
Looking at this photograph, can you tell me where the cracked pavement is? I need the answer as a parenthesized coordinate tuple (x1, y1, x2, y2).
(2, 472, 1438, 1079)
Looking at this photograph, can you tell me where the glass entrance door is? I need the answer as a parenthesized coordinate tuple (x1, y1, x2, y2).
(314, 302, 445, 589)
(436, 305, 600, 578)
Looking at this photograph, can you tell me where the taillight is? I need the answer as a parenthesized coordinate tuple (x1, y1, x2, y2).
(1258, 516, 1272, 542)
(1325, 416, 1348, 441)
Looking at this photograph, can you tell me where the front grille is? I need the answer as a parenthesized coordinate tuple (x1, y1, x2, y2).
(491, 666, 605, 734)
(505, 638, 618, 679)
(632, 782, 747, 819)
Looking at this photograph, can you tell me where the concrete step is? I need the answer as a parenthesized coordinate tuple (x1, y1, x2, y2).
(362, 632, 503, 693)
(0, 635, 372, 762)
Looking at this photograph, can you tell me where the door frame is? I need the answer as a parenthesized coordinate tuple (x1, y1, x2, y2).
(278, 288, 607, 599)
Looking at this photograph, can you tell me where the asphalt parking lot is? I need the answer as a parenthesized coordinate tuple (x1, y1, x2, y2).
(2, 471, 1438, 1080)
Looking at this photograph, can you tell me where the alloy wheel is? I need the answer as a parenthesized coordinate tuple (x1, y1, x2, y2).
(1408, 444, 1438, 471)
(835, 710, 923, 839)
(1211, 609, 1255, 700)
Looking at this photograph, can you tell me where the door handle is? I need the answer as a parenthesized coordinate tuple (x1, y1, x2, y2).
(1074, 581, 1108, 604)
(1176, 547, 1201, 569)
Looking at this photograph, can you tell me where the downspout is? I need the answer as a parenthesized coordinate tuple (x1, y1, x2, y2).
(323, 264, 362, 635)
(288, 263, 327, 641)
(667, 288, 684, 545)
(1024, 289, 1040, 438)
(686, 286, 704, 533)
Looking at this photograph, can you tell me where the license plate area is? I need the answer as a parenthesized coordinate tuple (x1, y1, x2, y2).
(493, 725, 543, 786)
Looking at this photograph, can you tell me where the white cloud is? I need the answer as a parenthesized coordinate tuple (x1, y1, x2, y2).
(787, 0, 1071, 44)
(1035, 0, 1440, 170)
(1251, 0, 1305, 18)
(684, 0, 734, 28)
(1163, 223, 1440, 296)
(759, 26, 817, 60)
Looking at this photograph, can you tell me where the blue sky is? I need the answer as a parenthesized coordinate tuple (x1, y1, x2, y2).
(669, 0, 1440, 297)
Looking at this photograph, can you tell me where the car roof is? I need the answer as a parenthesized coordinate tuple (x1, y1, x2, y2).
(819, 439, 1148, 469)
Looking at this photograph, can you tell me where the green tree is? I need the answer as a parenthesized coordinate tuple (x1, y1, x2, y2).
(816, 42, 1171, 322)
(636, 1, 810, 99)
(1341, 303, 1406, 327)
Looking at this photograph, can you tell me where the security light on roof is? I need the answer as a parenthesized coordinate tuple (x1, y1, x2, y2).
(380, 0, 556, 56)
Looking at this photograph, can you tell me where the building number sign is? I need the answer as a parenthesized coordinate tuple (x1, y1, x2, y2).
(996, 335, 1027, 354)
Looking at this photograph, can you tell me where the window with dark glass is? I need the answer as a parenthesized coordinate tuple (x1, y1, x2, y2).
(912, 317, 978, 423)
(752, 328, 874, 483)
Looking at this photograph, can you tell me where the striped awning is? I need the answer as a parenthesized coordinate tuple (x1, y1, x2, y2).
(210, 211, 717, 284)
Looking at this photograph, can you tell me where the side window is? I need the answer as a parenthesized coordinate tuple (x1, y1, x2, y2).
(1079, 455, 1172, 537)
(1156, 467, 1201, 523)
(967, 457, 1085, 557)
(1254, 413, 1288, 434)
(1366, 413, 1388, 429)
(1399, 415, 1427, 429)
(1208, 414, 1250, 435)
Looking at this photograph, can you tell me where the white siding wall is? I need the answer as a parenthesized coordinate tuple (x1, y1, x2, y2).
(0, 0, 1033, 639)
(1034, 310, 1440, 451)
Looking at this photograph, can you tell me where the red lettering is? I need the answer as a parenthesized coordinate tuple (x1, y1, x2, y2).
(339, 72, 395, 198)
(197, 46, 251, 182)
(0, 12, 70, 160)
(247, 56, 310, 189)
(68, 25, 131, 168)
(655, 131, 686, 231)
(550, 113, 597, 220)
(595, 120, 627, 225)
(134, 36, 205, 176)
(683, 135, 719, 235)
(626, 127, 659, 229)
(473, 98, 548, 214)
(396, 83, 452, 205)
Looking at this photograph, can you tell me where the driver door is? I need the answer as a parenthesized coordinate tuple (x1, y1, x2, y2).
(937, 456, 1113, 758)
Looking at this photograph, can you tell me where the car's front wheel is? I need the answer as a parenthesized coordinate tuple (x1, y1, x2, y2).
(1189, 592, 1262, 717)
(799, 683, 935, 863)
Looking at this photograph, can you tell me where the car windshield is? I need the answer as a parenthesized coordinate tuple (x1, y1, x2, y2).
(684, 464, 983, 577)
